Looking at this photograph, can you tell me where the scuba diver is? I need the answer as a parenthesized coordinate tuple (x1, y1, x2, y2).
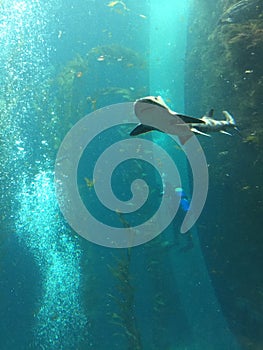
(175, 187, 190, 212)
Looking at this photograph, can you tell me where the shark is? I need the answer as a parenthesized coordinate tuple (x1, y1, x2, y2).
(130, 96, 237, 144)
(190, 108, 237, 137)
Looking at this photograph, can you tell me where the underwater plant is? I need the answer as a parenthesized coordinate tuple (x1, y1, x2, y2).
(185, 1, 263, 348)
(86, 86, 147, 111)
(107, 250, 142, 350)
(54, 44, 147, 139)
(87, 44, 147, 69)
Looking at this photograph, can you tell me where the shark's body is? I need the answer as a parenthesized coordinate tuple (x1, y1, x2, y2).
(130, 96, 205, 144)
(130, 96, 237, 144)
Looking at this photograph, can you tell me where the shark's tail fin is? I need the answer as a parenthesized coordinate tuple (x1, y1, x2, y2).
(222, 110, 236, 126)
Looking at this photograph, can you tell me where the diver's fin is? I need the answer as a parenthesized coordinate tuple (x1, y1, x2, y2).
(220, 130, 232, 136)
(130, 124, 162, 136)
(176, 114, 205, 124)
(191, 128, 211, 137)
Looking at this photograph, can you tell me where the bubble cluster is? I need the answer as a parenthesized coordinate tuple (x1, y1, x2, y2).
(1, 0, 89, 348)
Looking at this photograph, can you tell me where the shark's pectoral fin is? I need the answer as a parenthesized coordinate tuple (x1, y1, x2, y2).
(220, 130, 232, 136)
(177, 114, 205, 124)
(130, 124, 162, 136)
(191, 128, 211, 137)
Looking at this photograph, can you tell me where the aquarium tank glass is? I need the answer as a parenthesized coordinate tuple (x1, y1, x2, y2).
(0, 0, 262, 349)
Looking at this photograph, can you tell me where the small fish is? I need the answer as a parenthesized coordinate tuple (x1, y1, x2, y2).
(84, 177, 95, 188)
(107, 1, 119, 7)
(107, 0, 129, 11)
(219, 150, 229, 156)
(97, 55, 105, 61)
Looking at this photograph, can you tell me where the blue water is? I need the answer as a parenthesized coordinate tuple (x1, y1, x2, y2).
(0, 1, 262, 349)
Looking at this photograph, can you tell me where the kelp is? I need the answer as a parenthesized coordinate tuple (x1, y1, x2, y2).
(87, 44, 147, 69)
(185, 2, 263, 348)
(86, 86, 147, 110)
(212, 17, 263, 148)
(107, 250, 142, 350)
(54, 44, 147, 141)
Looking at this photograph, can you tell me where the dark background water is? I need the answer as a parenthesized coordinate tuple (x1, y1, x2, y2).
(0, 0, 262, 349)
(185, 1, 263, 348)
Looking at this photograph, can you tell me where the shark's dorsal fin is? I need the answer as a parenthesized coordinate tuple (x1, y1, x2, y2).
(207, 109, 214, 118)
